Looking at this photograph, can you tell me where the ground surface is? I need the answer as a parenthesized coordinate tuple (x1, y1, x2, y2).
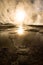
(0, 26, 43, 65)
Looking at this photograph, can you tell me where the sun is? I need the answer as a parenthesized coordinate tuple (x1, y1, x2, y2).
(15, 8, 26, 25)
(15, 10, 25, 22)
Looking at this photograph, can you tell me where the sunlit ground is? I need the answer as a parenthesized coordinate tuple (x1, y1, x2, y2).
(16, 26, 24, 35)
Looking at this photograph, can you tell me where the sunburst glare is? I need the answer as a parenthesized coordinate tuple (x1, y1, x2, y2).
(15, 8, 26, 25)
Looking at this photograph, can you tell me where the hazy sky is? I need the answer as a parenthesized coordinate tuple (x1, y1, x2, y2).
(0, 0, 43, 25)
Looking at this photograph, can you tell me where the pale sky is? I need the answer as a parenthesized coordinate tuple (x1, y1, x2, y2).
(0, 0, 43, 25)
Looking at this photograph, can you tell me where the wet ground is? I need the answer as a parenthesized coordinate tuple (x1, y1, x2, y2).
(0, 26, 43, 65)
